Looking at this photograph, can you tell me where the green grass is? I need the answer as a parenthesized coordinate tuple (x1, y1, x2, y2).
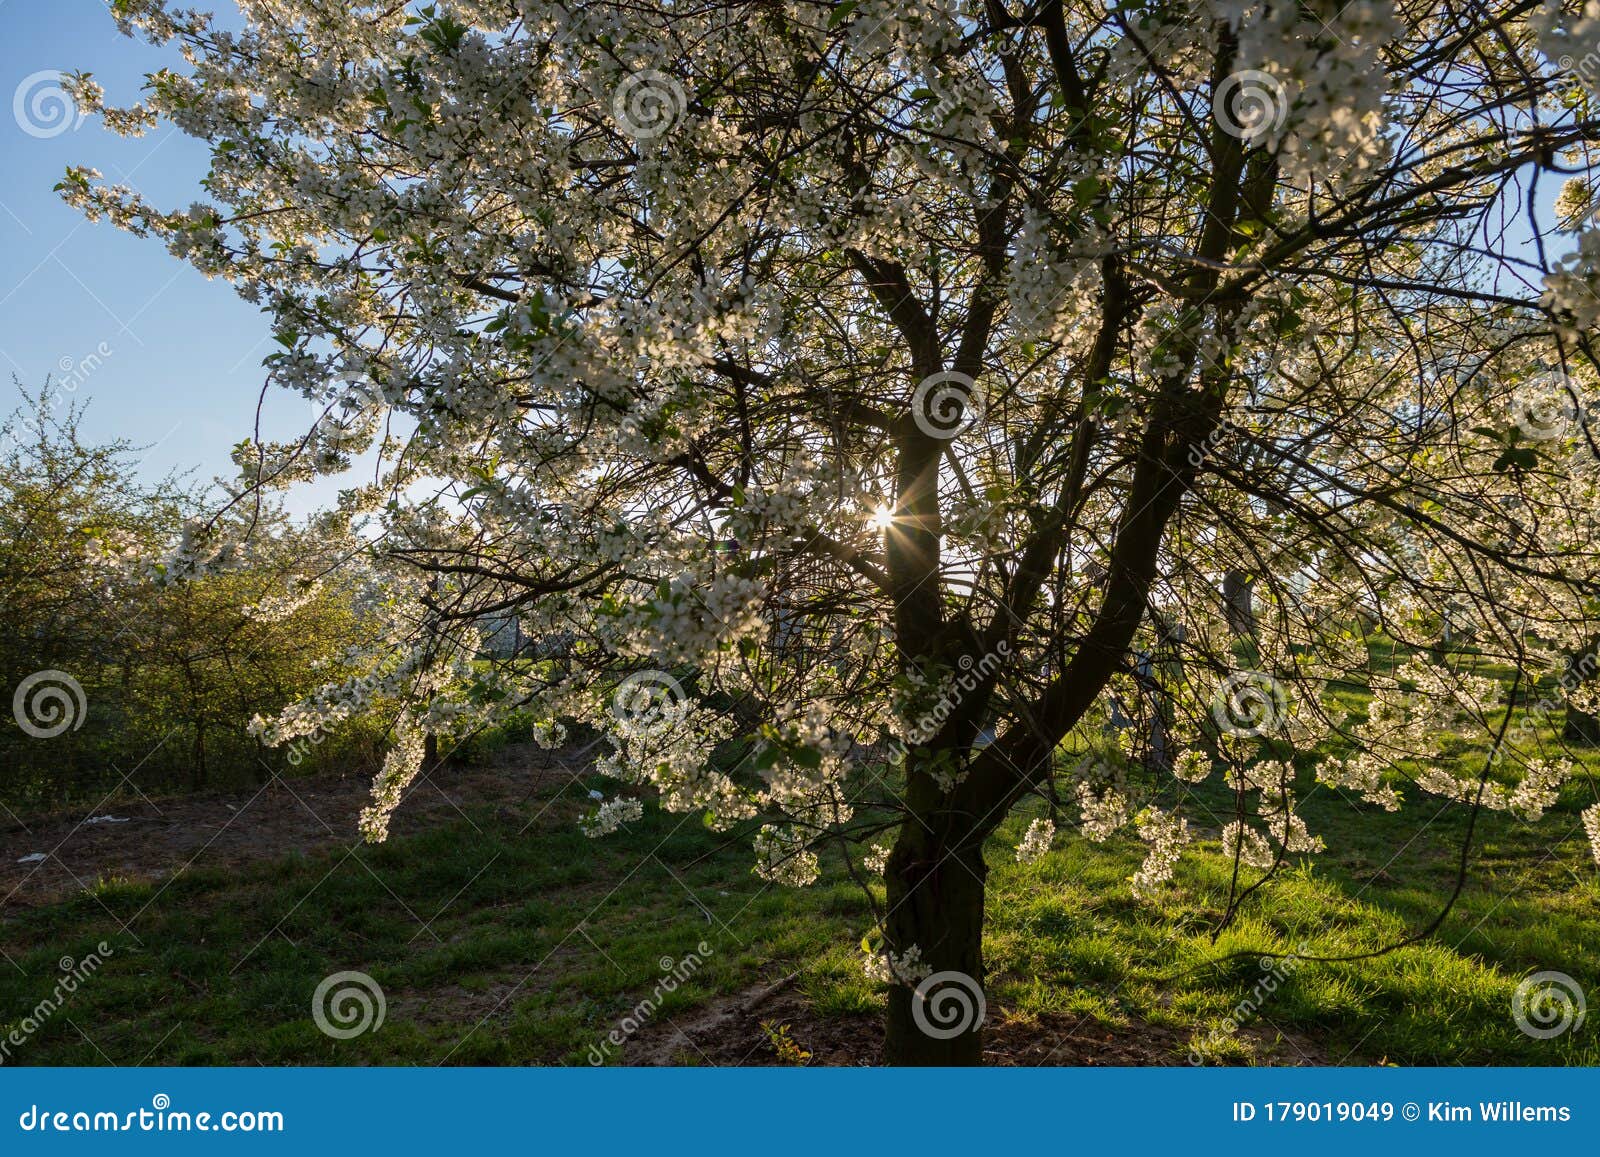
(0, 774, 874, 1066)
(2, 745, 1597, 1065)
(988, 775, 1600, 1065)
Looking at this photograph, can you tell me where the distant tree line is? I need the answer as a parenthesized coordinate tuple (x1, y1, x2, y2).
(0, 386, 385, 810)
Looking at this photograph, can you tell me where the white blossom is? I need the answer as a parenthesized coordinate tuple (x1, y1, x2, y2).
(1014, 817, 1056, 865)
(580, 796, 644, 838)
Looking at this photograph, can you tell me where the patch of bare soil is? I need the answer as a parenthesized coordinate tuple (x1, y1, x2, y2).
(0, 743, 595, 909)
(1, 752, 1339, 1068)
(628, 977, 1332, 1067)
(389, 973, 534, 1032)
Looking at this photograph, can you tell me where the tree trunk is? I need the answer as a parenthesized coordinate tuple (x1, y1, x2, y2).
(1564, 637, 1600, 745)
(190, 721, 207, 791)
(1222, 569, 1255, 639)
(1565, 707, 1600, 745)
(882, 823, 988, 1066)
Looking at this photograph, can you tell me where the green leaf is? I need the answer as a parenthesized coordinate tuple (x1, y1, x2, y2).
(1493, 446, 1538, 473)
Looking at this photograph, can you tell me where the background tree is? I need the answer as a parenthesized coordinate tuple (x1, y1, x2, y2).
(70, 0, 1600, 1062)
(0, 388, 381, 805)
(0, 386, 184, 691)
(121, 512, 382, 790)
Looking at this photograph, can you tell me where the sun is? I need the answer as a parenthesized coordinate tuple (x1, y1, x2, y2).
(870, 504, 895, 531)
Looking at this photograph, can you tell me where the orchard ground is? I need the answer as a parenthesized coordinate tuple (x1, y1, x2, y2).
(2, 654, 1598, 1066)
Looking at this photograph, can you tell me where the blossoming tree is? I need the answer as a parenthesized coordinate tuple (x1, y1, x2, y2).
(69, 0, 1600, 1062)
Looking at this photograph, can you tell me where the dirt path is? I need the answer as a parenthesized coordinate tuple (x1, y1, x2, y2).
(628, 976, 1332, 1066)
(0, 747, 1335, 1067)
(0, 744, 594, 909)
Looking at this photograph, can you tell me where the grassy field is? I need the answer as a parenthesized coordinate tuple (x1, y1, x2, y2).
(2, 737, 1596, 1066)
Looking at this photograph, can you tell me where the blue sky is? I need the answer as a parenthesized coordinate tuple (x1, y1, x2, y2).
(0, 0, 333, 512)
(0, 2, 1567, 519)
